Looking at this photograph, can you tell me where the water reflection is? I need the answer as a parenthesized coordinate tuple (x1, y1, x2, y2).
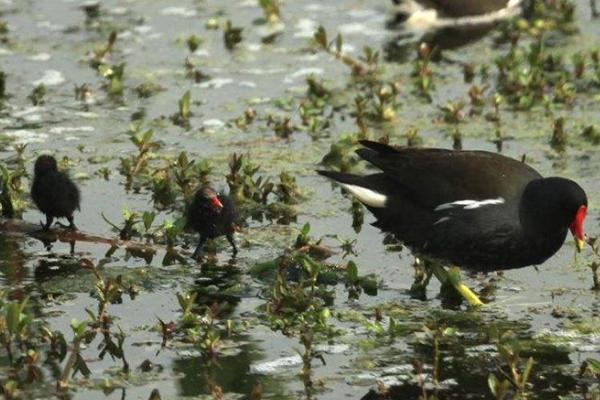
(172, 341, 261, 397)
(0, 235, 27, 285)
(385, 24, 505, 63)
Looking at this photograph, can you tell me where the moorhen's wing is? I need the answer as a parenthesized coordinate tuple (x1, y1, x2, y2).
(357, 141, 542, 210)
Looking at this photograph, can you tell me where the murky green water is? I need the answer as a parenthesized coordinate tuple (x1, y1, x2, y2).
(0, 0, 599, 399)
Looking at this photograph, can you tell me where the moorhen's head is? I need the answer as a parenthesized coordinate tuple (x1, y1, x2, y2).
(34, 155, 58, 177)
(520, 177, 588, 251)
(197, 186, 224, 211)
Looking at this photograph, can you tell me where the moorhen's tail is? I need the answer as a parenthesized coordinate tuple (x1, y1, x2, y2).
(317, 170, 391, 208)
(317, 169, 431, 246)
(358, 140, 401, 154)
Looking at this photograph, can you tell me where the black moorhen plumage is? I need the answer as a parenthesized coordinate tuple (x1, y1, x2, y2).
(318, 141, 588, 273)
(187, 186, 238, 260)
(388, 0, 525, 31)
(386, 0, 526, 59)
(31, 155, 81, 231)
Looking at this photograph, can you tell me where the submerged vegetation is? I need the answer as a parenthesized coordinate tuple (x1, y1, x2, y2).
(0, 0, 598, 399)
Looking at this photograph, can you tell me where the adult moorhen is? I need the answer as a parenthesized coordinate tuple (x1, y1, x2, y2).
(388, 0, 525, 32)
(31, 155, 81, 231)
(318, 141, 588, 304)
(186, 186, 238, 261)
(386, 0, 526, 60)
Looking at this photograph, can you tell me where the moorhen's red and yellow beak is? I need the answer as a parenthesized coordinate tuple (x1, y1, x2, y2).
(211, 195, 224, 210)
(569, 205, 586, 252)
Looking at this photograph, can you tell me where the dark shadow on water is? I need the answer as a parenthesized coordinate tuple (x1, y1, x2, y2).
(0, 234, 27, 285)
(385, 24, 502, 63)
(172, 340, 261, 397)
(193, 258, 245, 316)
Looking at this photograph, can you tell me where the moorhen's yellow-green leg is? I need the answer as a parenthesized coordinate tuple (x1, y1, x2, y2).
(427, 259, 483, 306)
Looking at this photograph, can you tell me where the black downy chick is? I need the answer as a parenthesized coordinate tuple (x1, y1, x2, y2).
(31, 155, 81, 231)
(187, 186, 238, 260)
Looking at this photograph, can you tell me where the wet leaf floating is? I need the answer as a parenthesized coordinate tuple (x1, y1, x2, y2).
(412, 43, 434, 99)
(28, 83, 46, 106)
(148, 388, 162, 400)
(550, 116, 567, 152)
(258, 0, 281, 23)
(88, 30, 118, 70)
(0, 70, 6, 101)
(170, 90, 192, 128)
(223, 20, 243, 50)
(99, 62, 125, 97)
(0, 160, 27, 218)
(80, 2, 101, 23)
(586, 236, 600, 290)
(313, 26, 372, 77)
(134, 82, 164, 99)
(185, 34, 203, 53)
(439, 100, 465, 124)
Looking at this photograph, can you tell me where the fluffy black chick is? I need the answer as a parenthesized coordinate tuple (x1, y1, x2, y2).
(186, 186, 238, 260)
(31, 155, 81, 231)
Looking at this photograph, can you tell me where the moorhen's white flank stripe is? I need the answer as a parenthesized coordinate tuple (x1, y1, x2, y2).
(435, 197, 505, 211)
(340, 183, 387, 208)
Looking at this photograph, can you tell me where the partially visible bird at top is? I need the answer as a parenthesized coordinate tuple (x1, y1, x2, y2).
(31, 155, 81, 231)
(388, 0, 525, 33)
(385, 0, 527, 60)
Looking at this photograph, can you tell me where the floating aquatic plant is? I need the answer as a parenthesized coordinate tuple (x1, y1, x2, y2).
(488, 330, 535, 400)
(586, 236, 600, 290)
(439, 100, 465, 124)
(134, 82, 164, 99)
(185, 34, 203, 53)
(313, 26, 372, 77)
(80, 2, 101, 23)
(550, 116, 567, 152)
(88, 30, 117, 70)
(412, 43, 434, 99)
(28, 83, 46, 106)
(119, 127, 160, 188)
(320, 133, 359, 172)
(223, 20, 243, 50)
(99, 62, 125, 97)
(258, 0, 281, 23)
(0, 70, 6, 101)
(170, 90, 192, 127)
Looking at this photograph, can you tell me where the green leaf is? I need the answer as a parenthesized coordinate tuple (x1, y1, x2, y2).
(442, 327, 457, 337)
(301, 222, 310, 236)
(173, 216, 187, 232)
(335, 34, 342, 53)
(6, 301, 21, 335)
(346, 261, 358, 283)
(583, 358, 600, 374)
(487, 374, 498, 396)
(358, 276, 378, 296)
(143, 211, 156, 231)
(522, 357, 534, 384)
(142, 129, 154, 144)
(314, 26, 327, 48)
(179, 91, 191, 119)
(74, 353, 91, 377)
